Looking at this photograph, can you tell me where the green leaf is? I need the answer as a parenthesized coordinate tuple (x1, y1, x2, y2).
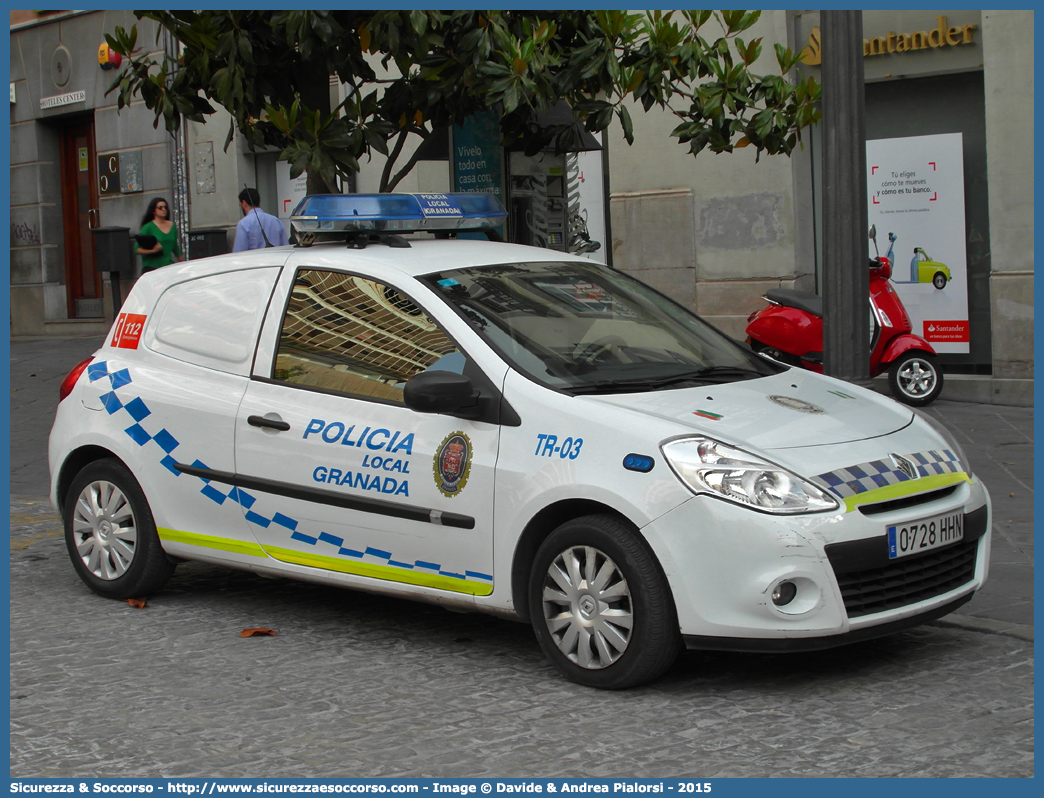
(721, 10, 741, 34)
(689, 10, 712, 30)
(503, 81, 520, 113)
(410, 10, 428, 36)
(617, 103, 633, 145)
(736, 11, 761, 33)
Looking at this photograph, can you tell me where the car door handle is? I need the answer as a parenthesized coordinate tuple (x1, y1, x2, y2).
(247, 414, 290, 431)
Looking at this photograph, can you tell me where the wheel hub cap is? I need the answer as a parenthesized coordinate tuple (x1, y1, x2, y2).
(71, 480, 138, 581)
(541, 545, 633, 670)
(899, 360, 935, 396)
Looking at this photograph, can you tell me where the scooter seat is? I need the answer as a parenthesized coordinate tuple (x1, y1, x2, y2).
(764, 288, 823, 318)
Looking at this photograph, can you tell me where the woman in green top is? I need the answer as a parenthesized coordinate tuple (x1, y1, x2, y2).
(137, 197, 181, 272)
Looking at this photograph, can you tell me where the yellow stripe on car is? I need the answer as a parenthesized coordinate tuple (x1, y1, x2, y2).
(262, 544, 495, 596)
(157, 527, 269, 558)
(843, 472, 970, 513)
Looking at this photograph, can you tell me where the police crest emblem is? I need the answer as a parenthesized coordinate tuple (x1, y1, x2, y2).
(767, 395, 825, 414)
(434, 431, 472, 497)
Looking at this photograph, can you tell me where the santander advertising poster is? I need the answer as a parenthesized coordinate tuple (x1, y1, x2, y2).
(866, 133, 970, 354)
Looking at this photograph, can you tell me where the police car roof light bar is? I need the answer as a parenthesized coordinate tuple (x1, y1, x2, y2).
(289, 193, 507, 245)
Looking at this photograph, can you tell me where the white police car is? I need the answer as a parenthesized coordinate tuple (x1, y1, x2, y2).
(49, 193, 991, 689)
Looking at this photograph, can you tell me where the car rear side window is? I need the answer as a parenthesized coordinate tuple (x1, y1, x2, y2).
(145, 266, 281, 376)
(272, 268, 465, 404)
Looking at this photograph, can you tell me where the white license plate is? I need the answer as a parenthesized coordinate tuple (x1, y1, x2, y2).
(887, 511, 964, 559)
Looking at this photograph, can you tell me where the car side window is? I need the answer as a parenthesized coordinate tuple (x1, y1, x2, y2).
(145, 266, 281, 376)
(273, 268, 465, 404)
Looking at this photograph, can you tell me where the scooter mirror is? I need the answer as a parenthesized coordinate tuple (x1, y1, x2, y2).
(868, 224, 877, 241)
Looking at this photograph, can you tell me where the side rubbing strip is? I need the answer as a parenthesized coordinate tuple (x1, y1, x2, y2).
(174, 463, 476, 529)
(157, 527, 268, 558)
(261, 545, 493, 596)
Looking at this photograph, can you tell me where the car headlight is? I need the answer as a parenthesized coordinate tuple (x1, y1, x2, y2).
(661, 437, 839, 514)
(911, 408, 973, 477)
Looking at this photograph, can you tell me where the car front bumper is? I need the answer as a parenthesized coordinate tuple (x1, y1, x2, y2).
(641, 477, 991, 646)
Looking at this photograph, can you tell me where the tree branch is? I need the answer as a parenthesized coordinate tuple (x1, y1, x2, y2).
(385, 131, 431, 192)
(379, 128, 410, 192)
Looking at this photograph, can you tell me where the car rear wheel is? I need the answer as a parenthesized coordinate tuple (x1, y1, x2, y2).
(64, 459, 175, 599)
(888, 351, 944, 406)
(528, 514, 679, 689)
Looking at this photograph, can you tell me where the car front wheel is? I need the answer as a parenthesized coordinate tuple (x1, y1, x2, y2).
(64, 458, 175, 599)
(528, 514, 679, 689)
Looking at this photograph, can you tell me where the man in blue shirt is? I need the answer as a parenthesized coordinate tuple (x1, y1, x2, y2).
(233, 188, 289, 251)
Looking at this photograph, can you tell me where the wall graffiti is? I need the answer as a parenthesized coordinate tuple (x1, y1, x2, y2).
(11, 221, 42, 245)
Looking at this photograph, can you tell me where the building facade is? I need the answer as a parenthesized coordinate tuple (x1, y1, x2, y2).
(10, 10, 257, 336)
(9, 10, 1032, 405)
(605, 9, 1032, 406)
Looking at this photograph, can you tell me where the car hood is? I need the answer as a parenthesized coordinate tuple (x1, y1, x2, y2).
(585, 368, 914, 451)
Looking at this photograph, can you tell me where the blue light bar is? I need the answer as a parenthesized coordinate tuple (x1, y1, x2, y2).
(289, 193, 507, 235)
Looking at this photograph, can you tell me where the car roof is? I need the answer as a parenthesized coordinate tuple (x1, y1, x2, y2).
(294, 236, 590, 278)
(139, 237, 592, 291)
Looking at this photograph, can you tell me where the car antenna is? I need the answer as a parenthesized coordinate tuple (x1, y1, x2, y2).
(253, 208, 274, 248)
(245, 182, 274, 248)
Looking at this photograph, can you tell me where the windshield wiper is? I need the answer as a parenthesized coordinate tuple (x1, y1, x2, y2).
(689, 365, 767, 380)
(566, 365, 766, 395)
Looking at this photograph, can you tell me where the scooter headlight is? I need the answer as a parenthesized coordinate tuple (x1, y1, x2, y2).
(661, 437, 838, 514)
(911, 408, 973, 477)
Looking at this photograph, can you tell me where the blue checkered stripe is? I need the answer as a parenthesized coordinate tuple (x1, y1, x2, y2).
(812, 449, 962, 500)
(88, 360, 492, 585)
(89, 361, 183, 477)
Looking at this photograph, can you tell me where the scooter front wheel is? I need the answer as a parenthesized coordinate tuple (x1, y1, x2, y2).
(888, 351, 944, 406)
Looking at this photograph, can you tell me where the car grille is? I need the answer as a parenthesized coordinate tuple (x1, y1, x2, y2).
(825, 506, 986, 618)
(830, 541, 977, 617)
(857, 485, 959, 516)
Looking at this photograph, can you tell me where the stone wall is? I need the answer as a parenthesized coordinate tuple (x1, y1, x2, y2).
(982, 10, 1034, 386)
(605, 12, 810, 341)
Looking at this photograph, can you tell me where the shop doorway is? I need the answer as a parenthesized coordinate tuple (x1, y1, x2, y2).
(59, 119, 103, 318)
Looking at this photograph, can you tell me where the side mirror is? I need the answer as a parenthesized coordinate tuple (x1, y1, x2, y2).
(868, 225, 877, 241)
(403, 370, 478, 415)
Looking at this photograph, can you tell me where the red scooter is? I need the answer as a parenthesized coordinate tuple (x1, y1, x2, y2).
(745, 226, 943, 406)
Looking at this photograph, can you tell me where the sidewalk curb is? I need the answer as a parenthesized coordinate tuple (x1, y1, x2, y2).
(931, 615, 1034, 642)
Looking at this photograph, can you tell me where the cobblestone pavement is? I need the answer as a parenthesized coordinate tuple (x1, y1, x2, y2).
(9, 499, 1034, 778)
(9, 336, 1035, 777)
(10, 335, 104, 497)
(915, 400, 1034, 632)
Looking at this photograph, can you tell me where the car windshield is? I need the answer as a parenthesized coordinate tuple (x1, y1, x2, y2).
(423, 261, 783, 394)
